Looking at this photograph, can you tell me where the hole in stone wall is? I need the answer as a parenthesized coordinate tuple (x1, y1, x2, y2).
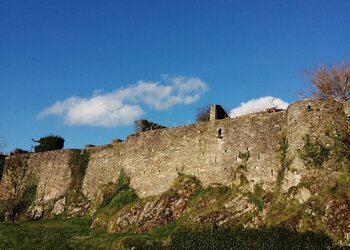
(217, 128, 223, 139)
(215, 157, 217, 163)
(258, 153, 261, 160)
(347, 116, 350, 122)
(271, 169, 274, 177)
(158, 170, 161, 173)
(306, 105, 312, 111)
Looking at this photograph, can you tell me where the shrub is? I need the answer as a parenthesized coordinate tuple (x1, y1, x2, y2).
(33, 135, 64, 153)
(299, 135, 329, 168)
(100, 169, 138, 209)
(10, 148, 29, 156)
(169, 225, 335, 249)
(120, 236, 163, 249)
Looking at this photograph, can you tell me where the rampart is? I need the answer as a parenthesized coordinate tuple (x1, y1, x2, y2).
(0, 99, 348, 216)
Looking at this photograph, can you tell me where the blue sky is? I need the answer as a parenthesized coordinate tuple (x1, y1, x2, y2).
(1, 0, 350, 153)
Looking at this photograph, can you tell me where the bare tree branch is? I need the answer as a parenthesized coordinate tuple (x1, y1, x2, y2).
(306, 62, 350, 102)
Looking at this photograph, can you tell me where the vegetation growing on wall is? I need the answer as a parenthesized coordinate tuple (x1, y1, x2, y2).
(0, 156, 38, 222)
(238, 149, 250, 171)
(299, 135, 329, 168)
(277, 134, 293, 186)
(64, 150, 90, 215)
(99, 168, 138, 210)
(247, 184, 265, 212)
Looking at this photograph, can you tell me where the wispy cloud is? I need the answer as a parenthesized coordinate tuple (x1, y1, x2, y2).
(39, 76, 208, 127)
(230, 96, 289, 117)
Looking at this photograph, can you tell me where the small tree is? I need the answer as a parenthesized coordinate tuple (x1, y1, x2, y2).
(195, 105, 211, 122)
(32, 135, 64, 153)
(307, 62, 350, 102)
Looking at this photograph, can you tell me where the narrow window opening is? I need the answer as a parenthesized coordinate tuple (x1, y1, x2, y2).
(271, 169, 274, 177)
(258, 154, 261, 160)
(217, 128, 223, 138)
(214, 157, 217, 163)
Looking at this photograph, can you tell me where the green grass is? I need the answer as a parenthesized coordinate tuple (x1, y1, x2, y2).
(0, 216, 172, 250)
(0, 217, 162, 250)
(0, 217, 92, 250)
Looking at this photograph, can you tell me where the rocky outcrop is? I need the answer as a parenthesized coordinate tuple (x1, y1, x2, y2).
(93, 175, 201, 233)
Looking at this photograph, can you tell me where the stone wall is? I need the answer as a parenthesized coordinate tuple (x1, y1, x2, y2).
(0, 99, 348, 216)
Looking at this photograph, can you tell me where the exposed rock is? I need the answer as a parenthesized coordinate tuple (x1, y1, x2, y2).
(295, 187, 312, 204)
(51, 197, 66, 215)
(103, 176, 200, 233)
(28, 203, 44, 220)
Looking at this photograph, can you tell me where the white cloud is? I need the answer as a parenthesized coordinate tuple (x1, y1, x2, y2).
(39, 76, 208, 127)
(230, 96, 289, 117)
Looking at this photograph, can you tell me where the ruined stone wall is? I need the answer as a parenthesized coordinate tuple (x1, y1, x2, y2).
(1, 99, 348, 216)
(120, 111, 284, 198)
(283, 99, 348, 191)
(0, 150, 72, 217)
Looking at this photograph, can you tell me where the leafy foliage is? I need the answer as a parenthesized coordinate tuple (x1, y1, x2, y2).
(64, 150, 90, 215)
(238, 150, 250, 162)
(33, 135, 64, 153)
(299, 135, 329, 168)
(99, 168, 137, 209)
(247, 185, 265, 211)
(277, 134, 293, 185)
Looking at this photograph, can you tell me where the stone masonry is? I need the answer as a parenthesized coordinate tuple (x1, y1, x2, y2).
(0, 99, 348, 215)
